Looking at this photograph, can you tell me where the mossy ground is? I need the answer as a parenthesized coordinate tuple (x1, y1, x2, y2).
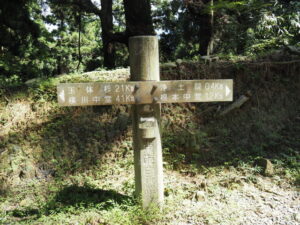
(0, 61, 299, 224)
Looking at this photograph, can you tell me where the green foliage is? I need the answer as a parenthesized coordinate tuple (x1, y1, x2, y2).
(0, 0, 57, 81)
(1, 0, 299, 83)
(0, 0, 104, 82)
(154, 0, 204, 61)
(0, 75, 23, 88)
(245, 1, 300, 54)
(211, 0, 300, 55)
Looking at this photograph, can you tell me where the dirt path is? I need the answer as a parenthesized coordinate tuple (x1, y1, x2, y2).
(158, 171, 300, 225)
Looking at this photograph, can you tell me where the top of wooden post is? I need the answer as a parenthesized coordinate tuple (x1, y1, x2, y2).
(129, 36, 160, 82)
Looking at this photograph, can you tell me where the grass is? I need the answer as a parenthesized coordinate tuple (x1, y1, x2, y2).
(1, 61, 299, 224)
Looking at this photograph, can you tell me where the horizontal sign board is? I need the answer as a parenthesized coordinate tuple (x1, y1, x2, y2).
(57, 80, 233, 106)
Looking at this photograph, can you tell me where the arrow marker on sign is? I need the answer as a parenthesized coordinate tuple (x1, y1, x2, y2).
(59, 90, 65, 102)
(225, 85, 231, 97)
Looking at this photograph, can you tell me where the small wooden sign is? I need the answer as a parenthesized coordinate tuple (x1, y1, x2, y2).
(57, 80, 233, 106)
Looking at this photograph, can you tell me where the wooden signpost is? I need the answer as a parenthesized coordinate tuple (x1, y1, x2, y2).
(57, 36, 233, 208)
(57, 80, 233, 106)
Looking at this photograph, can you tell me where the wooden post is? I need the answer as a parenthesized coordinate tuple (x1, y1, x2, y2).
(129, 36, 164, 208)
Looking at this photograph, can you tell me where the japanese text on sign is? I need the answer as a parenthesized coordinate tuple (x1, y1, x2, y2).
(57, 80, 233, 106)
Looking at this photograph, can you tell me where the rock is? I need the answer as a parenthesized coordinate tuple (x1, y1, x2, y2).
(25, 78, 41, 87)
(193, 191, 206, 202)
(294, 213, 300, 222)
(255, 158, 274, 176)
(11, 145, 22, 153)
(176, 59, 183, 65)
(161, 62, 177, 68)
(19, 198, 34, 207)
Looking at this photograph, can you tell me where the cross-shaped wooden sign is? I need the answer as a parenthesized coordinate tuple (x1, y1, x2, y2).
(57, 36, 233, 208)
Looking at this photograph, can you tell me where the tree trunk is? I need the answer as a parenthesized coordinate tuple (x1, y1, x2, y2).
(100, 0, 115, 69)
(198, 12, 213, 56)
(207, 0, 214, 55)
(76, 11, 82, 71)
(57, 11, 64, 75)
(197, 0, 214, 56)
(123, 0, 155, 37)
(186, 0, 214, 56)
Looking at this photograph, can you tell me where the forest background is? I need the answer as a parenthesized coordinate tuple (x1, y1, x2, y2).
(1, 0, 299, 85)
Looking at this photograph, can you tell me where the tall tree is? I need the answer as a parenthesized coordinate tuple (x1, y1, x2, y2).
(0, 0, 43, 80)
(0, 0, 40, 56)
(123, 0, 155, 36)
(100, 0, 115, 68)
(49, 0, 155, 68)
(184, 0, 215, 56)
(76, 9, 82, 70)
(49, 0, 115, 68)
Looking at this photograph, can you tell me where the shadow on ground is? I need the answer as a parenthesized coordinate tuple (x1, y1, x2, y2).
(9, 184, 133, 220)
(51, 184, 132, 207)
